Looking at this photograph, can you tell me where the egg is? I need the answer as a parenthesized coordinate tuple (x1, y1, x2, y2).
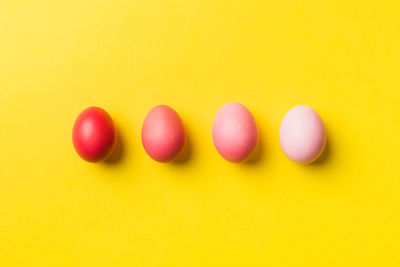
(212, 102, 259, 162)
(279, 105, 326, 163)
(72, 107, 117, 162)
(141, 105, 186, 162)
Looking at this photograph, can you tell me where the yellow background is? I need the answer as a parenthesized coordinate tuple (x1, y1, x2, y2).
(1, 0, 400, 266)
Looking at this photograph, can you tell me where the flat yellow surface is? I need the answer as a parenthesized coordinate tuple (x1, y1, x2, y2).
(1, 0, 400, 266)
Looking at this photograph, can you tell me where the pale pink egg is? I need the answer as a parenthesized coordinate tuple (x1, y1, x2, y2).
(142, 105, 186, 162)
(212, 102, 259, 162)
(279, 105, 326, 163)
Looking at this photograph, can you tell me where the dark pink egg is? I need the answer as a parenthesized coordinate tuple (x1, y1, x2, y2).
(141, 105, 186, 162)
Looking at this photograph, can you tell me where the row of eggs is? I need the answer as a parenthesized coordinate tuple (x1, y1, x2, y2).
(72, 103, 326, 164)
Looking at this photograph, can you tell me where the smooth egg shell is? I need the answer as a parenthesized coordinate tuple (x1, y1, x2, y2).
(212, 102, 259, 162)
(141, 105, 186, 162)
(72, 106, 117, 162)
(279, 105, 326, 163)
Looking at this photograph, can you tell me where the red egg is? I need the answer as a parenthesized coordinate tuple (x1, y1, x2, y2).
(72, 107, 117, 162)
(141, 105, 186, 162)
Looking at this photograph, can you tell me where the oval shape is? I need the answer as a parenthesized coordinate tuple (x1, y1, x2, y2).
(212, 102, 259, 162)
(279, 105, 326, 163)
(72, 106, 117, 162)
(141, 105, 186, 162)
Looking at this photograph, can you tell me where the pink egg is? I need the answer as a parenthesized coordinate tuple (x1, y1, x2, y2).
(142, 105, 186, 162)
(279, 105, 326, 163)
(212, 102, 259, 162)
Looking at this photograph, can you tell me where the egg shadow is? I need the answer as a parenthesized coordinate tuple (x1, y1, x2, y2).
(244, 138, 264, 165)
(310, 138, 331, 166)
(244, 114, 267, 165)
(104, 130, 125, 165)
(173, 130, 192, 164)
